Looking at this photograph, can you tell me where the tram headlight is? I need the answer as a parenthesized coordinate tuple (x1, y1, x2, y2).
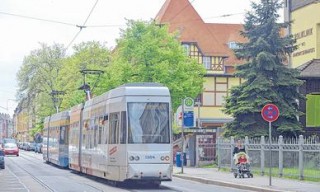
(129, 156, 135, 161)
(161, 155, 170, 161)
(135, 156, 140, 161)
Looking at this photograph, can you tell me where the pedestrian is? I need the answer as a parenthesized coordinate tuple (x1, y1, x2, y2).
(233, 139, 246, 156)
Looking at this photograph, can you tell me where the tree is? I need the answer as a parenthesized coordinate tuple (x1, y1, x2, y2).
(16, 43, 67, 135)
(223, 0, 304, 138)
(16, 43, 66, 117)
(109, 20, 205, 110)
(58, 41, 111, 109)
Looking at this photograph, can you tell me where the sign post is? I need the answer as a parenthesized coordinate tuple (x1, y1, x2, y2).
(183, 97, 195, 128)
(181, 97, 194, 173)
(261, 104, 279, 186)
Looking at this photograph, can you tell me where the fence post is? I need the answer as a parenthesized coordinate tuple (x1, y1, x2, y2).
(278, 135, 283, 177)
(217, 137, 221, 170)
(298, 135, 304, 180)
(231, 136, 235, 170)
(245, 136, 249, 154)
(261, 136, 265, 176)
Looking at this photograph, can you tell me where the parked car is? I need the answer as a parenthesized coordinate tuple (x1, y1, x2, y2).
(0, 150, 5, 169)
(35, 143, 42, 153)
(22, 142, 31, 151)
(29, 142, 36, 151)
(3, 143, 19, 156)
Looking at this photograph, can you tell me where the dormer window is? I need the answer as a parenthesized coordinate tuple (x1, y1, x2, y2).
(182, 44, 190, 55)
(228, 41, 240, 49)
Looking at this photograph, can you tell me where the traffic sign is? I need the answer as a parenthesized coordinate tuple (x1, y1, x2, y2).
(183, 97, 195, 128)
(261, 104, 279, 122)
(183, 111, 194, 127)
(184, 97, 194, 111)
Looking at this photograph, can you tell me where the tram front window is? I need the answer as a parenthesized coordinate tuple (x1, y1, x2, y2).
(128, 102, 170, 144)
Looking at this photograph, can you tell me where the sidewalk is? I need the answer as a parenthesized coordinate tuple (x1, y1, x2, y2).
(172, 166, 320, 192)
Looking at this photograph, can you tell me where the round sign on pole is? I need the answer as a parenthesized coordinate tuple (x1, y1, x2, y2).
(261, 104, 279, 122)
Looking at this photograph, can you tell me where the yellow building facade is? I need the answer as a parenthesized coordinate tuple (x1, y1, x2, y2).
(290, 1, 320, 67)
(14, 107, 31, 142)
(285, 0, 320, 135)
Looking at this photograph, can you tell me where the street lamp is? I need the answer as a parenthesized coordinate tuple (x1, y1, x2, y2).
(195, 99, 201, 129)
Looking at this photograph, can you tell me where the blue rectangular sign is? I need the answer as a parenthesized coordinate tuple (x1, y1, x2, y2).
(183, 111, 194, 128)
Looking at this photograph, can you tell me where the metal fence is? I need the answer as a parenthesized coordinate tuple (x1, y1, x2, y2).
(217, 135, 320, 181)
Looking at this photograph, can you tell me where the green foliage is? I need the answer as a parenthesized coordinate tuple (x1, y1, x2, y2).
(16, 21, 205, 135)
(223, 0, 305, 138)
(16, 43, 66, 118)
(29, 121, 44, 139)
(110, 20, 205, 110)
(58, 41, 111, 109)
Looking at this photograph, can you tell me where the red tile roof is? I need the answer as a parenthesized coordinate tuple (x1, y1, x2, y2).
(155, 0, 246, 64)
(206, 23, 246, 65)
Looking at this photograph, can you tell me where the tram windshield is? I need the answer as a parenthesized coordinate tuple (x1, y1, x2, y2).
(128, 102, 170, 144)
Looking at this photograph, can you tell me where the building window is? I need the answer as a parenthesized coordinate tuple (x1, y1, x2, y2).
(203, 92, 215, 106)
(203, 56, 211, 69)
(216, 92, 227, 106)
(182, 44, 190, 56)
(228, 41, 240, 49)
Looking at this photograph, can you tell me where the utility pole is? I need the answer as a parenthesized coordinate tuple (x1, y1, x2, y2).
(50, 90, 65, 113)
(181, 99, 184, 173)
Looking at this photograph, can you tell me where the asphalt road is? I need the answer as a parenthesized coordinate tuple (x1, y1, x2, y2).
(0, 150, 252, 192)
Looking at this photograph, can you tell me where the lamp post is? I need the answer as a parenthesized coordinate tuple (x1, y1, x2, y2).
(195, 100, 201, 129)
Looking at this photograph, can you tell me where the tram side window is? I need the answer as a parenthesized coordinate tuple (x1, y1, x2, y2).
(93, 117, 98, 148)
(103, 115, 109, 144)
(60, 126, 66, 144)
(98, 116, 103, 144)
(120, 111, 127, 144)
(109, 113, 119, 144)
(83, 120, 89, 149)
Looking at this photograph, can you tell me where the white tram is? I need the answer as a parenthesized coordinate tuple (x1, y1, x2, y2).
(68, 83, 173, 185)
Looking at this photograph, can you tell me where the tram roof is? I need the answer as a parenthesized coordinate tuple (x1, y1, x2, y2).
(110, 82, 170, 98)
(83, 83, 170, 108)
(49, 110, 70, 121)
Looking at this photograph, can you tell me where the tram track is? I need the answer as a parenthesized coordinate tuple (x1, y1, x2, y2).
(15, 151, 105, 192)
(7, 155, 55, 192)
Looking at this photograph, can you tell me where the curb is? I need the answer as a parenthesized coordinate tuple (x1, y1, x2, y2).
(173, 174, 292, 192)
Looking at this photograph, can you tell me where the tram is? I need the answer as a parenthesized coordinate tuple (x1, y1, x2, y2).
(44, 83, 173, 186)
(43, 110, 70, 168)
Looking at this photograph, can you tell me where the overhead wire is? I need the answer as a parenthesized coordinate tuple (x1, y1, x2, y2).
(1, 1, 245, 50)
(66, 0, 99, 50)
(0, 11, 76, 27)
(169, 12, 246, 25)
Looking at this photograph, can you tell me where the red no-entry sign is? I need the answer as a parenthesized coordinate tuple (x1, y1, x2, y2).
(261, 104, 279, 122)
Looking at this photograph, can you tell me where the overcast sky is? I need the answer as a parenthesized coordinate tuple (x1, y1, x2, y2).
(0, 0, 283, 116)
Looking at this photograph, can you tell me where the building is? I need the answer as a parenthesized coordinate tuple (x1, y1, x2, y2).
(155, 0, 247, 166)
(155, 0, 246, 131)
(284, 0, 320, 135)
(14, 102, 32, 142)
(0, 113, 13, 139)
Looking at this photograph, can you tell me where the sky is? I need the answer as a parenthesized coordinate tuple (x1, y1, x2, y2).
(0, 0, 283, 116)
